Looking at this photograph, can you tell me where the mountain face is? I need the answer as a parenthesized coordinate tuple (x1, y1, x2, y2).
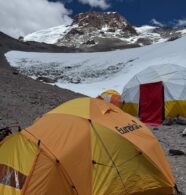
(56, 12, 137, 48)
(24, 12, 186, 51)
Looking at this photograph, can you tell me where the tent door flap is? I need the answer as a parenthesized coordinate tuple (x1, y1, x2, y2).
(139, 81, 163, 125)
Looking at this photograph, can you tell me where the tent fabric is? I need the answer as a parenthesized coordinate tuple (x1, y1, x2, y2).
(139, 82, 163, 125)
(122, 64, 186, 120)
(165, 100, 186, 117)
(121, 102, 138, 116)
(98, 89, 122, 108)
(0, 98, 175, 194)
(91, 122, 173, 195)
(23, 114, 92, 195)
(0, 133, 38, 195)
(22, 149, 74, 195)
(101, 89, 121, 96)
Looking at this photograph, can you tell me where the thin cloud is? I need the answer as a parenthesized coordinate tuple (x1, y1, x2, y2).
(0, 0, 72, 38)
(166, 19, 186, 27)
(175, 19, 186, 26)
(78, 0, 110, 9)
(151, 19, 164, 27)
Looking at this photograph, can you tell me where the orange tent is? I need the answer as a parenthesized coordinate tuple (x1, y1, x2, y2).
(0, 98, 175, 195)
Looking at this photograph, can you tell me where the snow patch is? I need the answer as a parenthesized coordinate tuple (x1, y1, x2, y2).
(24, 25, 70, 44)
(6, 35, 186, 97)
(176, 29, 186, 35)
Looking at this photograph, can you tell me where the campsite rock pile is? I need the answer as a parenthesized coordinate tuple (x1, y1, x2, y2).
(163, 116, 186, 126)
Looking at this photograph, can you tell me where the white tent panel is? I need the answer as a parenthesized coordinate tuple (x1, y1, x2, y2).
(125, 75, 141, 89)
(122, 64, 186, 102)
(164, 82, 186, 101)
(122, 86, 139, 103)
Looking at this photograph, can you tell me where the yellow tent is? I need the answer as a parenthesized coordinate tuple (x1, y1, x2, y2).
(0, 98, 175, 195)
(98, 89, 122, 108)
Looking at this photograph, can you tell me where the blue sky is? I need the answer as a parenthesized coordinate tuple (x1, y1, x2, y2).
(49, 0, 186, 26)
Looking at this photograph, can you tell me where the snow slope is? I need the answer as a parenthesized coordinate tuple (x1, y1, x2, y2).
(23, 24, 167, 46)
(6, 35, 186, 97)
(24, 25, 70, 44)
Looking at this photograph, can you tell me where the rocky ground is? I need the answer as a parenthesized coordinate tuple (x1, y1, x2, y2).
(150, 125, 186, 195)
(0, 66, 84, 128)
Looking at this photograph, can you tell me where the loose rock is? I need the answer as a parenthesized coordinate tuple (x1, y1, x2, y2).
(169, 149, 185, 156)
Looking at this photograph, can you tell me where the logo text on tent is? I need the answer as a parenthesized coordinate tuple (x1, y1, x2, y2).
(115, 120, 142, 134)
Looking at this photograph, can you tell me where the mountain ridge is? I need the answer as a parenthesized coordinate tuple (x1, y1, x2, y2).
(24, 11, 186, 50)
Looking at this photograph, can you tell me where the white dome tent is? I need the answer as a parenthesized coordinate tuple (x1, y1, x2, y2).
(121, 64, 186, 125)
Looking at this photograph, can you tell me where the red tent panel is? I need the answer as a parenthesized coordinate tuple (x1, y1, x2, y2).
(139, 81, 163, 125)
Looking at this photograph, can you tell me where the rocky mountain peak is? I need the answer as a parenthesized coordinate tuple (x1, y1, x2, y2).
(56, 11, 137, 49)
(72, 12, 128, 30)
(70, 11, 137, 35)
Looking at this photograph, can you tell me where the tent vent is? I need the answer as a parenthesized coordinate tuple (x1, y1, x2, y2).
(92, 160, 96, 164)
(37, 140, 41, 146)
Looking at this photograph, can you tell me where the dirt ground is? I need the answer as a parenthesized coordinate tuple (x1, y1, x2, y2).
(150, 125, 186, 195)
(0, 67, 84, 128)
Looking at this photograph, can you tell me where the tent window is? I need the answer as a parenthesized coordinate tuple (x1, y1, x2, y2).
(0, 164, 26, 189)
